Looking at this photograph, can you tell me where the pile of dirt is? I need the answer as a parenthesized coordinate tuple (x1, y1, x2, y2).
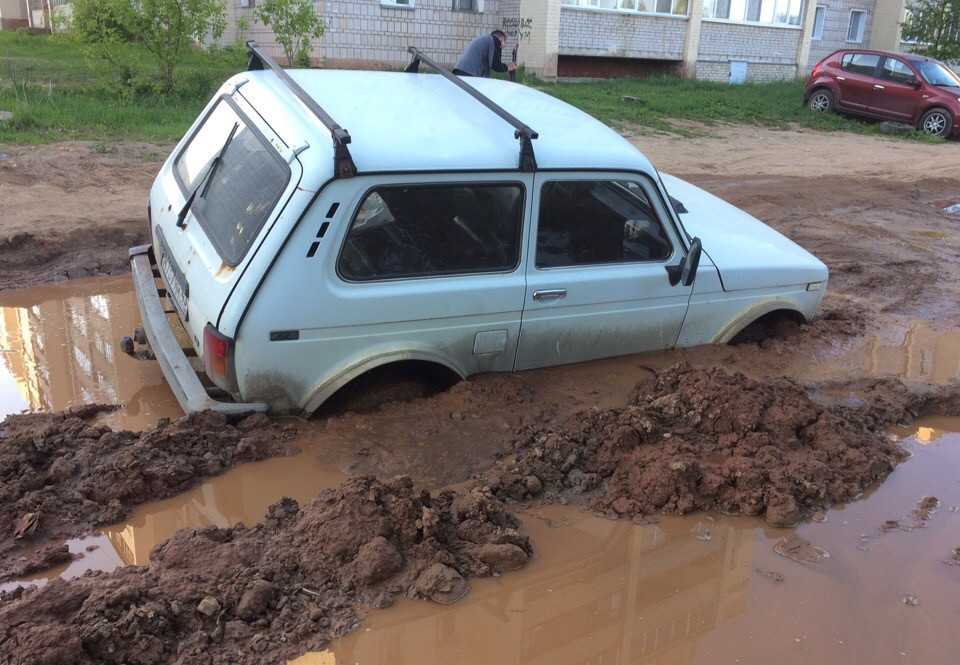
(0, 476, 531, 664)
(0, 407, 296, 580)
(480, 364, 957, 527)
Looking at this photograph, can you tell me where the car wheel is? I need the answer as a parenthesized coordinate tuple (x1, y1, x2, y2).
(919, 108, 953, 138)
(808, 89, 834, 113)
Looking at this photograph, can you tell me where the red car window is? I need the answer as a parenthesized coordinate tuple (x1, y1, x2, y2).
(842, 53, 880, 76)
(880, 58, 916, 84)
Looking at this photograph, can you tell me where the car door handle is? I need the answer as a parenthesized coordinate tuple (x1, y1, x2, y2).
(836, 76, 846, 81)
(873, 84, 885, 90)
(532, 289, 567, 302)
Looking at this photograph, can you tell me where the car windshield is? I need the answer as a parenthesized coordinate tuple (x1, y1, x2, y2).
(918, 61, 960, 87)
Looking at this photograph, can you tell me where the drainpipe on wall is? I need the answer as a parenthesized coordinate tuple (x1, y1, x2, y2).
(25, 0, 33, 28)
(681, 0, 703, 80)
(795, 0, 818, 77)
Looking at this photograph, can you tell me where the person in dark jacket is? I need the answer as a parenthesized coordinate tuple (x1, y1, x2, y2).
(453, 30, 517, 78)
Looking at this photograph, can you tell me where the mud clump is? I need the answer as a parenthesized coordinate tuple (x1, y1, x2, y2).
(482, 364, 935, 526)
(0, 406, 295, 580)
(0, 476, 531, 664)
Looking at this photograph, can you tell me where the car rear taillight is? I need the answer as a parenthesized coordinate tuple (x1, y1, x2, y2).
(203, 323, 238, 394)
(811, 63, 822, 79)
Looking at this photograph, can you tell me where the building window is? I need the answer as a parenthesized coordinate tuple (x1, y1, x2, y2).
(452, 0, 481, 9)
(812, 5, 825, 39)
(381, 0, 414, 7)
(561, 0, 689, 17)
(702, 0, 804, 26)
(847, 9, 866, 42)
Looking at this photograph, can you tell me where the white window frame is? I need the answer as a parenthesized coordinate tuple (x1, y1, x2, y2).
(560, 0, 690, 18)
(812, 4, 826, 40)
(701, 0, 805, 29)
(847, 9, 866, 43)
(452, 0, 484, 11)
(381, 0, 414, 8)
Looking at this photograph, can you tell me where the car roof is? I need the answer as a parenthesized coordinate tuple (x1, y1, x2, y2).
(242, 69, 654, 178)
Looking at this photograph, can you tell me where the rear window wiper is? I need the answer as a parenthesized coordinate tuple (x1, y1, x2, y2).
(176, 122, 240, 229)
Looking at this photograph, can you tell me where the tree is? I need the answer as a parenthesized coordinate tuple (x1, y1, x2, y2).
(255, 0, 324, 67)
(901, 0, 960, 62)
(73, 0, 226, 93)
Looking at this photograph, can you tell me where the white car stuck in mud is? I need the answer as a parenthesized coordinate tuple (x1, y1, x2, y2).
(130, 43, 828, 416)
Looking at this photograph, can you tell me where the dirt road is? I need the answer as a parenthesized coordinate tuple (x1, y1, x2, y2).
(0, 127, 958, 664)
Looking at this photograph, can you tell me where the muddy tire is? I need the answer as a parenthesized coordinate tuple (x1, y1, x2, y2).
(918, 108, 953, 138)
(808, 89, 834, 114)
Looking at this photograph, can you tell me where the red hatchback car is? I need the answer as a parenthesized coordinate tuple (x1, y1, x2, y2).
(805, 49, 960, 138)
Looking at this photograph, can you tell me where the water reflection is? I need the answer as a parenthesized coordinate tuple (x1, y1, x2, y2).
(858, 322, 960, 383)
(293, 508, 757, 665)
(0, 277, 182, 429)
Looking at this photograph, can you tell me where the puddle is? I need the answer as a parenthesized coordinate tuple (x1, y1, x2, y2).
(294, 416, 960, 665)
(0, 276, 182, 429)
(854, 322, 960, 384)
(0, 447, 345, 593)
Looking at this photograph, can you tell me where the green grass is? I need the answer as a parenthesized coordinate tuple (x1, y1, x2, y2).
(0, 30, 245, 143)
(0, 30, 938, 144)
(533, 76, 938, 139)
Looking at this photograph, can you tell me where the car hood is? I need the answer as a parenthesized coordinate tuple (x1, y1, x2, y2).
(661, 173, 828, 292)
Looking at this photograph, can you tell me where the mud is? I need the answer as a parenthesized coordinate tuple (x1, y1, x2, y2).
(481, 364, 958, 526)
(0, 142, 164, 291)
(0, 476, 531, 665)
(0, 407, 295, 581)
(292, 416, 960, 665)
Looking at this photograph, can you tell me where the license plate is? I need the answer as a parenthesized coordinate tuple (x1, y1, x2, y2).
(156, 228, 189, 322)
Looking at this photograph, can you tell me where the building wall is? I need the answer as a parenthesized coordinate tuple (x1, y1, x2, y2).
(806, 0, 876, 67)
(241, 0, 514, 68)
(558, 6, 687, 61)
(696, 20, 803, 81)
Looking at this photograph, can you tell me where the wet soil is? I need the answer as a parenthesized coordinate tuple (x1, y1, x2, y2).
(0, 408, 295, 582)
(305, 417, 960, 665)
(0, 476, 531, 665)
(479, 364, 959, 526)
(0, 142, 166, 291)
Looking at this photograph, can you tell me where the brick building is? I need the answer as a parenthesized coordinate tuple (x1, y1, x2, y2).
(225, 0, 919, 82)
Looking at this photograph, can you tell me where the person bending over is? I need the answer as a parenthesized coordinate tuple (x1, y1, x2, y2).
(453, 30, 517, 78)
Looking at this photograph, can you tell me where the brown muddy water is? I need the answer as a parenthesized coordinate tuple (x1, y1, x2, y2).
(295, 418, 960, 665)
(2, 279, 959, 432)
(3, 418, 959, 664)
(2, 277, 960, 663)
(0, 276, 182, 429)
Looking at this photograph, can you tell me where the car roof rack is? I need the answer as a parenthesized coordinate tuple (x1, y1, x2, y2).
(246, 41, 357, 178)
(405, 46, 538, 172)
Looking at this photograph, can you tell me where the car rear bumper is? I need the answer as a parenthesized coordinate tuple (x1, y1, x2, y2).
(129, 244, 268, 418)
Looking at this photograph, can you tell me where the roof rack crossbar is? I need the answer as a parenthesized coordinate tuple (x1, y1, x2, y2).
(246, 41, 357, 178)
(405, 47, 538, 172)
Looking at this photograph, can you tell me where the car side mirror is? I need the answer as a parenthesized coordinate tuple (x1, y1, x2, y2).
(681, 237, 702, 287)
(910, 78, 922, 88)
(666, 237, 703, 287)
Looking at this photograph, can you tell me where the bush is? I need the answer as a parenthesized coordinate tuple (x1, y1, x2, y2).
(254, 0, 324, 67)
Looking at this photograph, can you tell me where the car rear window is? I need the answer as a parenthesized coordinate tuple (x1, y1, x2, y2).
(174, 99, 291, 267)
(338, 183, 524, 281)
(841, 53, 880, 76)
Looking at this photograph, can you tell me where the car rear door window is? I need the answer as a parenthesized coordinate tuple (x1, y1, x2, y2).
(841, 53, 880, 76)
(338, 183, 524, 281)
(880, 57, 915, 84)
(174, 99, 291, 267)
(536, 180, 672, 269)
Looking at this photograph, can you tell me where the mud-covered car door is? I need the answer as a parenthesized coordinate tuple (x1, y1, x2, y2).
(515, 173, 693, 370)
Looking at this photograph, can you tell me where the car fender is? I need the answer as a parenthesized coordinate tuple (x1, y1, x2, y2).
(301, 346, 468, 414)
(711, 298, 808, 344)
